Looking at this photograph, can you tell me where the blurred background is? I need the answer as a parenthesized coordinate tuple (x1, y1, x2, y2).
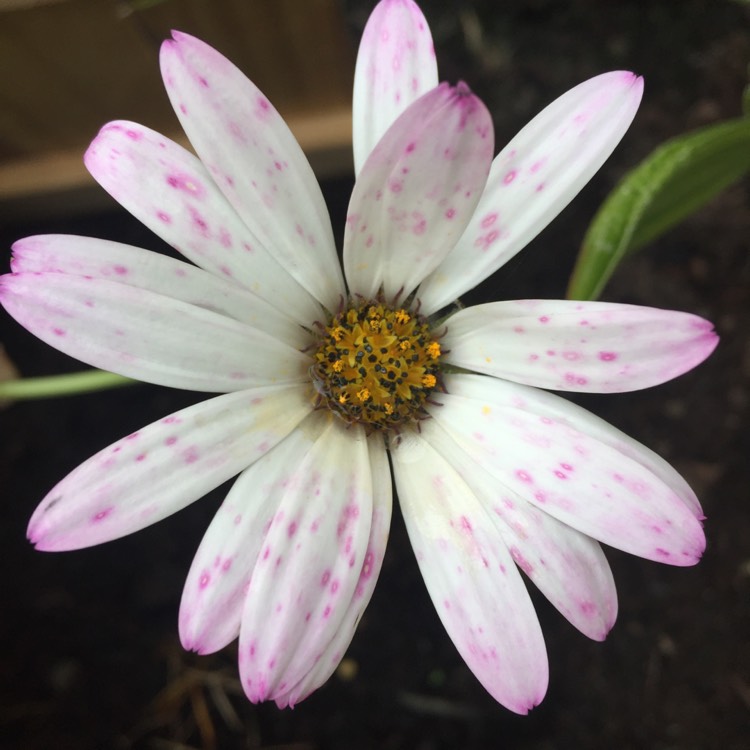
(1, 0, 748, 748)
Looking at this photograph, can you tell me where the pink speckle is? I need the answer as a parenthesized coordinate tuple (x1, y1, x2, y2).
(166, 173, 203, 197)
(52, 327, 66, 337)
(539, 316, 550, 324)
(188, 206, 208, 235)
(599, 351, 618, 361)
(219, 228, 232, 248)
(256, 96, 271, 119)
(162, 416, 180, 424)
(553, 470, 568, 480)
(510, 546, 533, 575)
(125, 129, 142, 141)
(330, 580, 340, 594)
(322, 605, 332, 619)
(444, 207, 456, 219)
(529, 159, 545, 173)
(321, 570, 331, 587)
(287, 521, 297, 538)
(503, 170, 517, 184)
(580, 601, 597, 616)
(474, 229, 500, 251)
(92, 508, 112, 523)
(164, 436, 178, 446)
(183, 446, 199, 464)
(199, 572, 211, 589)
(233, 514, 242, 525)
(405, 141, 416, 153)
(481, 212, 498, 228)
(516, 469, 533, 483)
(135, 453, 147, 462)
(389, 179, 403, 193)
(563, 351, 581, 361)
(564, 372, 589, 386)
(655, 548, 671, 558)
(360, 551, 374, 580)
(113, 265, 127, 276)
(561, 463, 573, 471)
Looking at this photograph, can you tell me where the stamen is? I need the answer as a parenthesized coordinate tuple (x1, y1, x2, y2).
(310, 301, 442, 430)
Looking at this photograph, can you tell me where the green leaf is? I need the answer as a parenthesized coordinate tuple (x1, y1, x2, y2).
(567, 116, 750, 301)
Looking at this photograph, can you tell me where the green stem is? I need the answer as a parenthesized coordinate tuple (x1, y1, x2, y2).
(0, 370, 137, 401)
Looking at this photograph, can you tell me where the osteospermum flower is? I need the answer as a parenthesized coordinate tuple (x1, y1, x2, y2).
(0, 0, 717, 713)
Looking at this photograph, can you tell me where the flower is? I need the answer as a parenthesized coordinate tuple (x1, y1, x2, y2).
(0, 0, 717, 713)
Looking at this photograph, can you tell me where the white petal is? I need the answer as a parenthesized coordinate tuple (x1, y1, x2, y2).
(0, 272, 309, 392)
(160, 33, 345, 309)
(179, 422, 324, 655)
(84, 121, 323, 327)
(432, 374, 706, 564)
(238, 414, 375, 704)
(27, 385, 313, 551)
(391, 429, 548, 714)
(273, 433, 392, 707)
(418, 71, 644, 313)
(442, 373, 703, 517)
(353, 0, 438, 174)
(421, 419, 617, 641)
(11, 234, 309, 349)
(442, 300, 718, 393)
(344, 83, 493, 302)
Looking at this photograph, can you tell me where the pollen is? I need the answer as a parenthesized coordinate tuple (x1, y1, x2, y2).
(310, 301, 443, 430)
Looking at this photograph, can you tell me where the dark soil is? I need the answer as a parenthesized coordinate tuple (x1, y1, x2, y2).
(1, 1, 749, 748)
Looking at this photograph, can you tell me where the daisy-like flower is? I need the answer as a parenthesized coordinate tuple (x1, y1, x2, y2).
(1, 0, 717, 713)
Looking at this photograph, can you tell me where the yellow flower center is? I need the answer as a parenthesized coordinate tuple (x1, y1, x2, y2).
(311, 303, 442, 430)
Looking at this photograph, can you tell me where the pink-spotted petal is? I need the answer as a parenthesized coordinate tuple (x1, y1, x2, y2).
(344, 83, 493, 302)
(179, 422, 323, 655)
(274, 433, 392, 708)
(84, 121, 322, 327)
(431, 374, 706, 565)
(11, 234, 308, 349)
(391, 430, 548, 714)
(238, 414, 375, 705)
(353, 0, 438, 174)
(445, 372, 703, 517)
(27, 385, 312, 551)
(442, 300, 718, 393)
(418, 71, 644, 314)
(160, 33, 345, 309)
(421, 419, 617, 641)
(0, 272, 309, 392)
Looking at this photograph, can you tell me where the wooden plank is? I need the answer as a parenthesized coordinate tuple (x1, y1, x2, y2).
(0, 104, 353, 219)
(0, 0, 354, 158)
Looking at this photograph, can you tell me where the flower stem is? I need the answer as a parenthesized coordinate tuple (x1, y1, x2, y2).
(0, 370, 137, 401)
